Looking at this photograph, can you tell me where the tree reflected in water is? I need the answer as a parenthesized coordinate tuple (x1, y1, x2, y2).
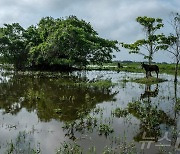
(129, 84, 175, 142)
(0, 73, 117, 122)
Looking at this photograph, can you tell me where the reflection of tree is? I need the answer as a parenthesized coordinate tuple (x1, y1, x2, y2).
(174, 82, 180, 116)
(128, 101, 175, 142)
(128, 84, 174, 142)
(171, 82, 180, 147)
(0, 74, 117, 122)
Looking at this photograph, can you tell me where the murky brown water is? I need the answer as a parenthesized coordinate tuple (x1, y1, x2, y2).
(0, 70, 179, 154)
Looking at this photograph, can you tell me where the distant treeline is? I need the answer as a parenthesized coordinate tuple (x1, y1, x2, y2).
(113, 61, 169, 64)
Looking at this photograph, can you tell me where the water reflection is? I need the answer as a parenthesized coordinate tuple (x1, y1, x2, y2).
(129, 84, 175, 142)
(140, 84, 159, 101)
(0, 70, 179, 153)
(171, 82, 180, 147)
(130, 101, 175, 142)
(0, 74, 117, 122)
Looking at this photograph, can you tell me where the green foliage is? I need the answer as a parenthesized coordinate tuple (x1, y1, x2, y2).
(136, 16, 163, 32)
(0, 16, 119, 70)
(121, 16, 167, 65)
(0, 23, 28, 69)
(28, 16, 119, 69)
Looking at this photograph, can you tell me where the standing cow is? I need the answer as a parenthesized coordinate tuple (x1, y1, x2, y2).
(141, 62, 159, 78)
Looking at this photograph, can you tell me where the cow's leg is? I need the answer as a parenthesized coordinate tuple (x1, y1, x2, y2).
(149, 71, 152, 77)
(147, 71, 151, 78)
(156, 71, 158, 78)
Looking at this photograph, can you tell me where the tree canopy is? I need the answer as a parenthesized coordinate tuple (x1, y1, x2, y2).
(121, 16, 167, 65)
(0, 16, 119, 70)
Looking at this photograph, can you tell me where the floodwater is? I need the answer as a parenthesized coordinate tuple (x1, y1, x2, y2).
(0, 69, 179, 154)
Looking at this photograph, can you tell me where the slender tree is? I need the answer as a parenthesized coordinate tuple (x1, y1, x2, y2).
(121, 16, 166, 65)
(162, 13, 180, 82)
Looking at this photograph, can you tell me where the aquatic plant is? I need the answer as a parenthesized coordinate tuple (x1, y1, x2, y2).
(5, 131, 41, 154)
(98, 124, 114, 136)
(112, 108, 129, 118)
(56, 142, 83, 154)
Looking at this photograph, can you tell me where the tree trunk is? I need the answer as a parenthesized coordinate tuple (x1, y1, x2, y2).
(149, 39, 153, 65)
(174, 61, 179, 82)
(148, 50, 153, 77)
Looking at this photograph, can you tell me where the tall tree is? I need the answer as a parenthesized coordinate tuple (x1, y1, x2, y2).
(29, 16, 119, 70)
(161, 13, 180, 82)
(121, 16, 166, 65)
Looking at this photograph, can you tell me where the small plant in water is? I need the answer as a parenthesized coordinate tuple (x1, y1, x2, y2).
(5, 131, 41, 154)
(56, 142, 83, 154)
(112, 108, 129, 118)
(98, 124, 114, 137)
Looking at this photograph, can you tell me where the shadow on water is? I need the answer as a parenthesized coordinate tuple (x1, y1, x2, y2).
(0, 73, 117, 122)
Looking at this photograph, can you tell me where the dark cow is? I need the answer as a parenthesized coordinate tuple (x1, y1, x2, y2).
(141, 62, 159, 78)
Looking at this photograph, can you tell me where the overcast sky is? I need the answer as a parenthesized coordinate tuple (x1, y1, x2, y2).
(0, 0, 179, 63)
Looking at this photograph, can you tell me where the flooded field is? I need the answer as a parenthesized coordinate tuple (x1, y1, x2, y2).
(0, 70, 179, 154)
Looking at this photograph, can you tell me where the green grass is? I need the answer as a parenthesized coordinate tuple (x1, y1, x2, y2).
(131, 77, 167, 84)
